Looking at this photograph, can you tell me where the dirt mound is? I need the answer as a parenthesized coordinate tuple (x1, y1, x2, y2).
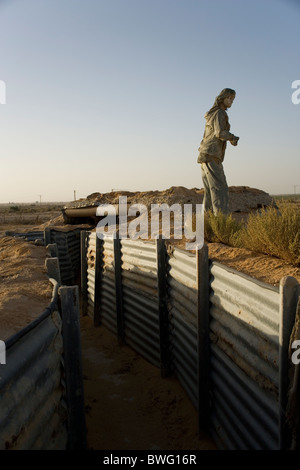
(228, 186, 276, 213)
(67, 185, 275, 214)
(0, 237, 53, 340)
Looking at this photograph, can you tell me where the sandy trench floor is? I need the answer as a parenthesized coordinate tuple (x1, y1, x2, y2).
(80, 315, 217, 451)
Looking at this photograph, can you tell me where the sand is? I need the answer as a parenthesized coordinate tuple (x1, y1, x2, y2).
(0, 236, 53, 340)
(81, 315, 217, 450)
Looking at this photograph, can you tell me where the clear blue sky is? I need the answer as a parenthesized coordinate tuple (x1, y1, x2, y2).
(0, 0, 299, 202)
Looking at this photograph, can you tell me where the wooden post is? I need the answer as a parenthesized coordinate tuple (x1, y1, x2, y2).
(156, 237, 170, 378)
(197, 243, 210, 432)
(80, 230, 88, 317)
(279, 276, 300, 449)
(114, 234, 125, 345)
(59, 285, 87, 450)
(94, 235, 103, 326)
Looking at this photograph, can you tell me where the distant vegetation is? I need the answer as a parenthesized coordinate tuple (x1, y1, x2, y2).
(0, 203, 63, 226)
(0, 203, 64, 214)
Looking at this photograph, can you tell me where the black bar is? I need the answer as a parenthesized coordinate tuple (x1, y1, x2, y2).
(59, 285, 87, 450)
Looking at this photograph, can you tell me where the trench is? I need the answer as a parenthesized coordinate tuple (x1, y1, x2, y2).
(48, 227, 217, 450)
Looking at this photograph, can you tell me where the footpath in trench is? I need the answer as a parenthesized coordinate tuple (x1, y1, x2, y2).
(80, 315, 217, 451)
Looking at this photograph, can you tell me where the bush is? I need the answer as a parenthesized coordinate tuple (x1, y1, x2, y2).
(9, 205, 20, 212)
(239, 205, 300, 266)
(204, 210, 243, 246)
(203, 205, 300, 267)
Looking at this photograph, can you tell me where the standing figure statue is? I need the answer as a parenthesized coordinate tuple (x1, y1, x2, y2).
(197, 88, 239, 215)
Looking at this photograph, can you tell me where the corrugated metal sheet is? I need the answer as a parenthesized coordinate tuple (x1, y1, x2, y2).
(209, 261, 280, 450)
(81, 234, 295, 450)
(100, 236, 118, 334)
(5, 230, 44, 243)
(167, 247, 198, 407)
(0, 309, 67, 450)
(49, 229, 81, 285)
(86, 232, 96, 320)
(120, 239, 160, 367)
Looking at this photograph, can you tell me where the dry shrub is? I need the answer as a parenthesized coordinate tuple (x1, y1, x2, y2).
(203, 205, 300, 266)
(204, 211, 243, 246)
(239, 205, 300, 266)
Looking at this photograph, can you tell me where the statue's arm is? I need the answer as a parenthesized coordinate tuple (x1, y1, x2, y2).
(214, 110, 238, 143)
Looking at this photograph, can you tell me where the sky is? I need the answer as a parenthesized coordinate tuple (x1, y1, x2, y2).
(0, 0, 299, 203)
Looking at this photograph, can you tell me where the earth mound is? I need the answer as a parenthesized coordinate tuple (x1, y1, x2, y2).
(65, 185, 275, 214)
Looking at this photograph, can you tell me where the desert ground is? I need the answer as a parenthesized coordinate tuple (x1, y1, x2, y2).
(0, 187, 299, 450)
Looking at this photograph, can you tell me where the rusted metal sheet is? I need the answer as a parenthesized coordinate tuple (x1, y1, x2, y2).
(209, 261, 280, 450)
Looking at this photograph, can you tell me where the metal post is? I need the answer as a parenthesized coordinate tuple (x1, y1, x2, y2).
(279, 275, 300, 449)
(59, 285, 87, 450)
(44, 227, 52, 246)
(156, 237, 170, 378)
(80, 230, 88, 317)
(114, 234, 125, 345)
(46, 243, 58, 258)
(94, 235, 103, 326)
(197, 243, 210, 432)
(45, 257, 61, 286)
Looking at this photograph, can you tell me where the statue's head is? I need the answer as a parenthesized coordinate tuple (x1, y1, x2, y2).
(215, 88, 236, 109)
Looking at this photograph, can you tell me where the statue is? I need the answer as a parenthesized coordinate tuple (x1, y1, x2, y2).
(197, 88, 239, 215)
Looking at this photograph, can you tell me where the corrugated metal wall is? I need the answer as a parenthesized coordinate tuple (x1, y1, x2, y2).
(82, 233, 300, 450)
(0, 303, 68, 450)
(167, 247, 198, 408)
(47, 228, 82, 285)
(209, 261, 280, 450)
(86, 231, 96, 320)
(121, 239, 160, 367)
(100, 236, 118, 334)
